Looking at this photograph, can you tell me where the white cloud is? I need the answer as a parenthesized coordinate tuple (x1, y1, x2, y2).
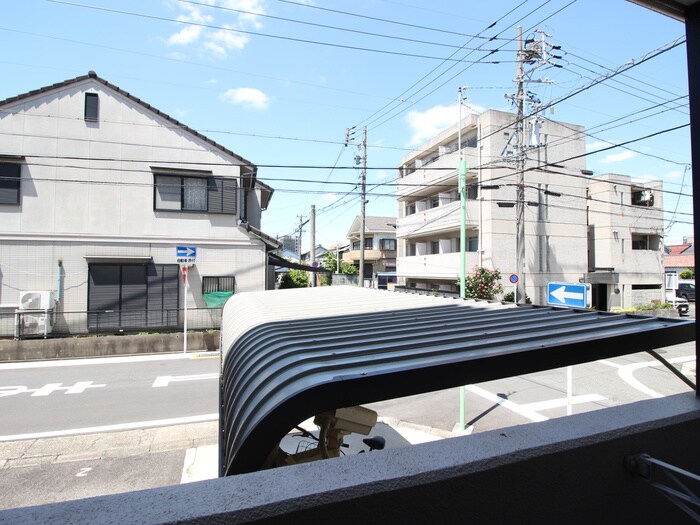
(165, 0, 266, 57)
(221, 87, 270, 109)
(586, 140, 612, 152)
(663, 169, 684, 180)
(320, 192, 339, 202)
(405, 103, 483, 147)
(599, 150, 637, 163)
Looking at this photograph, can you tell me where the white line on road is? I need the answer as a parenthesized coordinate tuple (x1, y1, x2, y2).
(0, 413, 218, 442)
(0, 352, 220, 370)
(616, 355, 694, 398)
(522, 394, 607, 412)
(464, 385, 549, 423)
(153, 374, 219, 388)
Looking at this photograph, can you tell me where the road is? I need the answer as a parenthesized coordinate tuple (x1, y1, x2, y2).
(0, 340, 696, 510)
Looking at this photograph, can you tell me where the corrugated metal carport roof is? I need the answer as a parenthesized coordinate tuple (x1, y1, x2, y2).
(220, 287, 695, 476)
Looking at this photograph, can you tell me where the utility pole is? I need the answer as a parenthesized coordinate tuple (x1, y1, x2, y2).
(504, 27, 560, 303)
(515, 26, 526, 304)
(297, 215, 304, 262)
(458, 86, 468, 300)
(310, 204, 316, 287)
(346, 126, 368, 287)
(359, 126, 367, 288)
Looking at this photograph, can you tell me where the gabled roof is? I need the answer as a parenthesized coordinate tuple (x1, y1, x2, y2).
(346, 215, 397, 237)
(0, 71, 256, 170)
(666, 244, 691, 255)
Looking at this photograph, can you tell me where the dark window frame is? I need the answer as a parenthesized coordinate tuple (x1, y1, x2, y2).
(380, 238, 397, 251)
(0, 161, 21, 205)
(202, 276, 236, 294)
(153, 172, 238, 215)
(85, 92, 99, 121)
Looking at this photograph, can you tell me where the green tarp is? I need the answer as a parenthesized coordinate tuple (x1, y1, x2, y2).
(203, 291, 234, 308)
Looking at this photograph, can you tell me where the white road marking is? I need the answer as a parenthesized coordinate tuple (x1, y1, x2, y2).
(616, 355, 694, 398)
(0, 413, 218, 442)
(152, 374, 218, 388)
(76, 467, 92, 477)
(181, 445, 218, 484)
(523, 394, 606, 412)
(465, 385, 548, 422)
(0, 381, 107, 397)
(0, 353, 199, 370)
(597, 359, 622, 369)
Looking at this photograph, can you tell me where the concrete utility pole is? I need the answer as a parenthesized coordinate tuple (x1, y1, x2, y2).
(359, 126, 367, 288)
(310, 204, 316, 287)
(515, 26, 527, 304)
(505, 27, 559, 303)
(458, 86, 468, 300)
(346, 126, 368, 287)
(297, 215, 304, 262)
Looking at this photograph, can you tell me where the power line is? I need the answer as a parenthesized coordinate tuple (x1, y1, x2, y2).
(47, 0, 513, 64)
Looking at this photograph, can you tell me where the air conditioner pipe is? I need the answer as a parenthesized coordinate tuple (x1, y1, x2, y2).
(56, 260, 63, 305)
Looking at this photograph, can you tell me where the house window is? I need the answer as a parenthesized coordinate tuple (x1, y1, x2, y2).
(0, 162, 21, 205)
(631, 188, 654, 207)
(631, 233, 661, 251)
(352, 241, 361, 250)
(154, 173, 237, 214)
(85, 93, 99, 121)
(202, 276, 235, 308)
(364, 238, 373, 249)
(380, 239, 396, 250)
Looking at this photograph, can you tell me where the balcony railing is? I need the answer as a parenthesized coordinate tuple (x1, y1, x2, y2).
(397, 252, 479, 280)
(398, 200, 478, 239)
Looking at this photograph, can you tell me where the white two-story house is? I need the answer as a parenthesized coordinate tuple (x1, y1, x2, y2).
(0, 72, 279, 336)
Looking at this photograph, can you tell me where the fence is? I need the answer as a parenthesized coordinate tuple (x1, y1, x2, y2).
(0, 308, 223, 340)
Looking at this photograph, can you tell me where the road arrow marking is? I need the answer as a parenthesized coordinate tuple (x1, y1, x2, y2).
(152, 373, 218, 387)
(550, 285, 584, 303)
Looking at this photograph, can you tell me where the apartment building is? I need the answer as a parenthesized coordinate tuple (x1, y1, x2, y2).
(343, 216, 397, 288)
(396, 109, 665, 309)
(587, 174, 665, 309)
(0, 72, 278, 336)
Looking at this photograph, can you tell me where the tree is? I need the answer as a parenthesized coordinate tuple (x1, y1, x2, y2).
(279, 269, 309, 289)
(680, 269, 695, 280)
(463, 266, 503, 300)
(318, 251, 358, 286)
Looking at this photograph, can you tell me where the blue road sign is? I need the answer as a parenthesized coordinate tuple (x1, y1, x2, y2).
(547, 282, 589, 308)
(176, 245, 197, 263)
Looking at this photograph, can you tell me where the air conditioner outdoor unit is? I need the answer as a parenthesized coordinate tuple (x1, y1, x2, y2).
(19, 291, 54, 310)
(20, 312, 53, 337)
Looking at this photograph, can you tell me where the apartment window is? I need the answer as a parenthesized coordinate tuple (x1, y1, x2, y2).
(631, 233, 660, 250)
(409, 243, 417, 256)
(364, 237, 374, 249)
(467, 236, 479, 252)
(84, 93, 99, 121)
(380, 239, 397, 250)
(467, 184, 478, 200)
(406, 203, 416, 216)
(431, 241, 440, 254)
(631, 188, 654, 207)
(0, 161, 21, 205)
(202, 276, 236, 308)
(154, 173, 237, 214)
(430, 195, 440, 208)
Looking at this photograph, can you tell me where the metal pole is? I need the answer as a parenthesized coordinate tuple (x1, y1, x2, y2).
(515, 26, 527, 304)
(183, 266, 188, 354)
(310, 204, 316, 287)
(458, 87, 468, 432)
(359, 126, 367, 288)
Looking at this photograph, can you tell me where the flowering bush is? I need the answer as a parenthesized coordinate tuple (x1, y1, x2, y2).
(463, 266, 503, 300)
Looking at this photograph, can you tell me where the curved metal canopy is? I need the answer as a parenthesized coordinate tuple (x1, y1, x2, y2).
(220, 287, 694, 476)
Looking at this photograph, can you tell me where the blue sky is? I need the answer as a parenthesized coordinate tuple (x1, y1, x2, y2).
(0, 0, 692, 248)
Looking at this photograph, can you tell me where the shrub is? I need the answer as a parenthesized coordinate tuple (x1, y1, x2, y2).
(462, 266, 503, 300)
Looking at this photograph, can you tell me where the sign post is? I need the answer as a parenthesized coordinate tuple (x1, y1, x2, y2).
(182, 265, 188, 354)
(176, 246, 197, 354)
(509, 274, 519, 303)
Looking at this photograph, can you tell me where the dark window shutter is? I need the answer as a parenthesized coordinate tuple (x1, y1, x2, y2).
(88, 265, 121, 331)
(0, 162, 20, 204)
(85, 93, 99, 121)
(120, 265, 147, 328)
(146, 264, 179, 328)
(208, 177, 223, 213)
(222, 179, 238, 215)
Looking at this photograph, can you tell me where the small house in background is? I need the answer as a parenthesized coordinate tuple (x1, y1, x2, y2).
(343, 216, 397, 289)
(0, 72, 279, 337)
(664, 237, 695, 276)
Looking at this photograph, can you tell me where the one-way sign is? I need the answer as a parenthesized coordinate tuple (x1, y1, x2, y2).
(547, 282, 590, 308)
(176, 245, 197, 264)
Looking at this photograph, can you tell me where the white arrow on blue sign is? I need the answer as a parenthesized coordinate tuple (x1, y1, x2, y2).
(176, 246, 197, 258)
(547, 282, 589, 308)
